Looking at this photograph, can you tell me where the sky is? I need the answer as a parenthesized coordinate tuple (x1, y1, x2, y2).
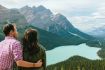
(0, 0, 105, 32)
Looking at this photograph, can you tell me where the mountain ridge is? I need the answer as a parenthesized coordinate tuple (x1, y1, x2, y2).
(19, 5, 94, 40)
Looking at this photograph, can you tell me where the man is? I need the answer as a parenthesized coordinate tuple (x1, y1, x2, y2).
(0, 24, 42, 70)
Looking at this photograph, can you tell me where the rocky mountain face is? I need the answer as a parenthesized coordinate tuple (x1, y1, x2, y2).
(19, 5, 94, 40)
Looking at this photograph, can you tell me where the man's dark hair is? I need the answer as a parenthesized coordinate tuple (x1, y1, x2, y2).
(3, 24, 15, 36)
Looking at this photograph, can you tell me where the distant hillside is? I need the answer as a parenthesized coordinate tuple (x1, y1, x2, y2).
(47, 55, 105, 70)
(18, 26, 89, 50)
(87, 25, 105, 39)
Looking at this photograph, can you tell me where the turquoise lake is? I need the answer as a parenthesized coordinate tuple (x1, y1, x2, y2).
(46, 43, 101, 65)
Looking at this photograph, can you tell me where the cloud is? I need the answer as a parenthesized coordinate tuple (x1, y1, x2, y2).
(70, 16, 105, 32)
(41, 0, 99, 14)
(70, 4, 105, 31)
(92, 5, 105, 19)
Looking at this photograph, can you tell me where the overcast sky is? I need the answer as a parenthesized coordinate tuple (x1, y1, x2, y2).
(0, 0, 105, 32)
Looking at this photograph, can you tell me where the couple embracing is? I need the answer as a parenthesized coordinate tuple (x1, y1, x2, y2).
(0, 23, 46, 70)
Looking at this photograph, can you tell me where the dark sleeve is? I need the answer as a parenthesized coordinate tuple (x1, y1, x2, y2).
(42, 50, 47, 70)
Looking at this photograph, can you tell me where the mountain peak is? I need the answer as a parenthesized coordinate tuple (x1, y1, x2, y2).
(55, 13, 67, 20)
(32, 5, 52, 15)
(37, 5, 46, 10)
(0, 5, 8, 10)
(21, 5, 32, 10)
(32, 6, 36, 9)
(56, 13, 63, 16)
(52, 13, 67, 21)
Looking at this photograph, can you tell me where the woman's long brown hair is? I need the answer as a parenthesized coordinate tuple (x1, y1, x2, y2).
(22, 28, 40, 55)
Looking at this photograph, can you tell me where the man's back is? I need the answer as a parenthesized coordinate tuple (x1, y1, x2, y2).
(0, 36, 22, 70)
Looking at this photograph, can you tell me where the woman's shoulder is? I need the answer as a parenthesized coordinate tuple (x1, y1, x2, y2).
(38, 44, 46, 51)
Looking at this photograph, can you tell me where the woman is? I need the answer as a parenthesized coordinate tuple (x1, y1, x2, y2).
(18, 28, 46, 70)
